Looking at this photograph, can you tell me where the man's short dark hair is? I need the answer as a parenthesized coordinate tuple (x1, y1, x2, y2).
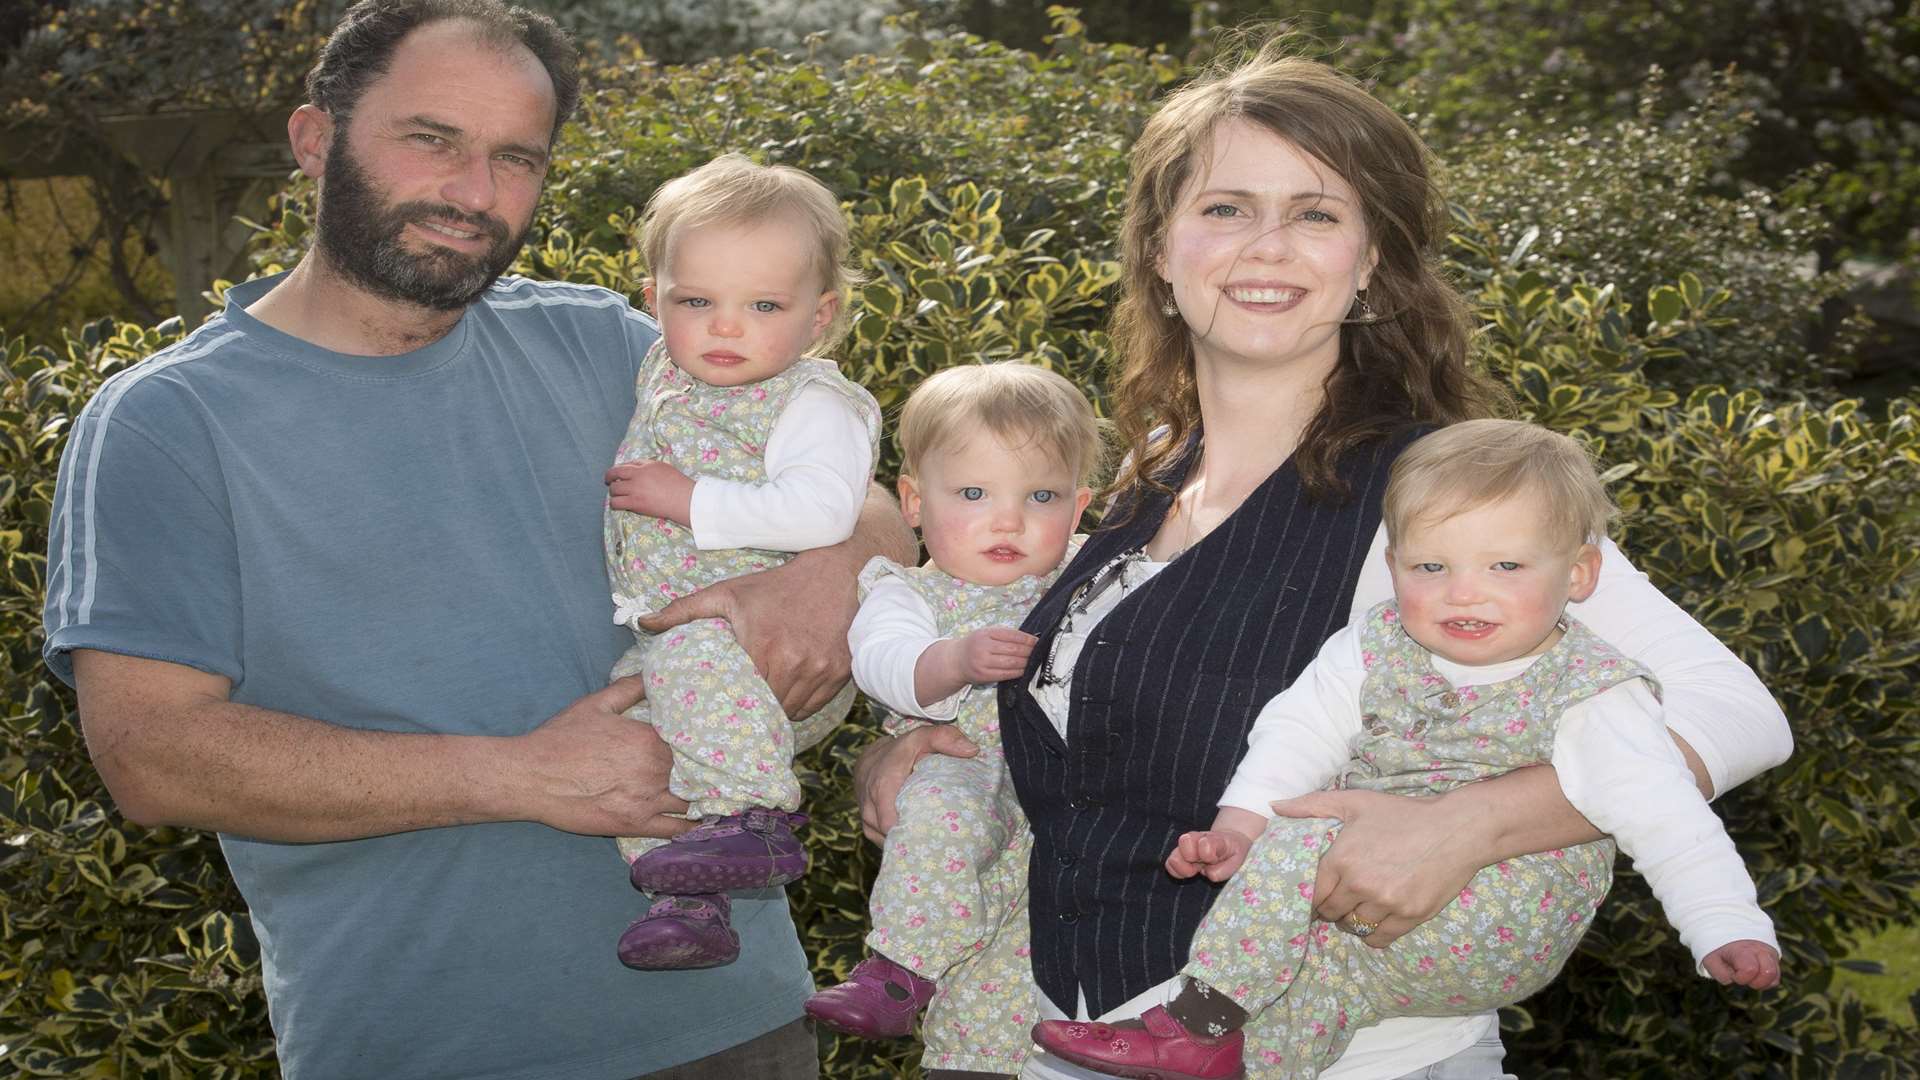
(307, 0, 581, 144)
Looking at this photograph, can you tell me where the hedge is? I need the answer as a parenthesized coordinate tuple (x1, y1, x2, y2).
(4, 15, 1917, 1080)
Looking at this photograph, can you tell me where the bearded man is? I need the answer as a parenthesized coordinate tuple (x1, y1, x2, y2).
(42, 2, 911, 1077)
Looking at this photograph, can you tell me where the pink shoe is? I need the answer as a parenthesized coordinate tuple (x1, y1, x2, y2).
(1031, 1005, 1245, 1080)
(803, 954, 938, 1039)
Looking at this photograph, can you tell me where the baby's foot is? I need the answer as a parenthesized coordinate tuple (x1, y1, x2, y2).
(1030, 1005, 1246, 1080)
(628, 808, 810, 893)
(616, 893, 739, 970)
(804, 954, 938, 1039)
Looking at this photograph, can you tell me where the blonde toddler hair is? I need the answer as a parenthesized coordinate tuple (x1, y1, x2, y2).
(1383, 419, 1616, 552)
(898, 363, 1105, 487)
(638, 152, 859, 354)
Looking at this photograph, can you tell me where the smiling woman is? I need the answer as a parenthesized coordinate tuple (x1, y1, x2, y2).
(853, 35, 1794, 1080)
(1157, 121, 1376, 385)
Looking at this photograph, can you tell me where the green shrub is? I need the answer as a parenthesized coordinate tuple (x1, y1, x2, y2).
(1437, 74, 1864, 396)
(0, 316, 277, 1078)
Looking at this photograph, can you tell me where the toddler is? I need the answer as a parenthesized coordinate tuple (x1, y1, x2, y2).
(804, 363, 1101, 1038)
(605, 153, 880, 970)
(1033, 419, 1781, 1079)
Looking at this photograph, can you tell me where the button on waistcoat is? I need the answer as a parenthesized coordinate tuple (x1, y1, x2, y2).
(1002, 432, 1417, 1017)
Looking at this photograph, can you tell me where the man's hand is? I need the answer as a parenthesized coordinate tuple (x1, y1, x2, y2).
(1703, 939, 1781, 989)
(639, 553, 854, 717)
(1166, 829, 1253, 881)
(1268, 787, 1483, 948)
(606, 460, 695, 527)
(852, 725, 979, 843)
(510, 676, 692, 838)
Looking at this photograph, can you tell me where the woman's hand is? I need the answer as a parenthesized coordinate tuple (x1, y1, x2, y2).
(852, 725, 978, 843)
(1268, 787, 1485, 948)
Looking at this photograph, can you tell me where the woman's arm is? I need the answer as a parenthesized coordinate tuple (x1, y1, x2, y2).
(1568, 537, 1793, 798)
(1270, 766, 1600, 945)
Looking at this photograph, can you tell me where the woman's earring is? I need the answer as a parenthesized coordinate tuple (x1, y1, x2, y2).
(1354, 290, 1376, 322)
(1160, 288, 1179, 318)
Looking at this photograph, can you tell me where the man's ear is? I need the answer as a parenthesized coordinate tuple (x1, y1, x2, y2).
(288, 105, 334, 180)
(1567, 543, 1602, 604)
(896, 473, 922, 528)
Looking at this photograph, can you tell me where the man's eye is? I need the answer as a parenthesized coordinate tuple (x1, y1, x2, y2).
(960, 487, 984, 501)
(1031, 490, 1056, 504)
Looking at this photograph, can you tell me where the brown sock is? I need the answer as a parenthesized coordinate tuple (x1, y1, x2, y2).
(1165, 976, 1250, 1038)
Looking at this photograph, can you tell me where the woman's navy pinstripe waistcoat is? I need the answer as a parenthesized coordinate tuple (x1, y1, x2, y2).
(1002, 431, 1415, 1018)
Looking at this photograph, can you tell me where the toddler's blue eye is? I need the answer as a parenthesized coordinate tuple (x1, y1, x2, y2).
(751, 300, 782, 313)
(1031, 490, 1056, 503)
(960, 487, 984, 501)
(1493, 560, 1521, 571)
(1416, 562, 1444, 573)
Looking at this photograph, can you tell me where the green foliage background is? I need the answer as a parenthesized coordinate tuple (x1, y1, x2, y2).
(4, 11, 1918, 1080)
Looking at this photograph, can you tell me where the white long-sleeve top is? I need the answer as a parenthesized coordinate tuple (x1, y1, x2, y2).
(1021, 526, 1792, 1080)
(686, 383, 874, 552)
(847, 574, 971, 718)
(1220, 623, 1778, 972)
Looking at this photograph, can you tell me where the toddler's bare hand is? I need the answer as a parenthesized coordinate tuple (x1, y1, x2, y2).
(1702, 939, 1781, 989)
(606, 460, 695, 526)
(1166, 829, 1252, 882)
(958, 626, 1038, 684)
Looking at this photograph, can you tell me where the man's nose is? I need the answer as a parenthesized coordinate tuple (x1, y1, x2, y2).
(439, 151, 499, 215)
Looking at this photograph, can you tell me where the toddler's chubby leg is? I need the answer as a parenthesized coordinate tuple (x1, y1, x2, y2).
(918, 824, 1039, 1076)
(643, 618, 804, 815)
(1227, 827, 1614, 1078)
(868, 750, 1024, 972)
(623, 618, 815, 896)
(1033, 821, 1613, 1079)
(809, 750, 1024, 1039)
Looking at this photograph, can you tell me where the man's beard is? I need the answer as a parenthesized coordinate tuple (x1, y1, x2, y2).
(313, 136, 528, 311)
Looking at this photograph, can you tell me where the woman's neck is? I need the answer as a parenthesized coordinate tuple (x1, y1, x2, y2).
(1190, 353, 1327, 492)
(1142, 355, 1328, 560)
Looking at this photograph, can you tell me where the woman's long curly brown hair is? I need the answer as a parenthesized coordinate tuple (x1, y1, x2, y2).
(1108, 35, 1502, 507)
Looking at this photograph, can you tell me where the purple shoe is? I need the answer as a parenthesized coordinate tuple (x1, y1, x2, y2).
(804, 954, 938, 1039)
(616, 893, 739, 970)
(629, 808, 810, 894)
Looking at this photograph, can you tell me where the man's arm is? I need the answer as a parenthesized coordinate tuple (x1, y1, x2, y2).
(74, 650, 692, 843)
(640, 482, 917, 717)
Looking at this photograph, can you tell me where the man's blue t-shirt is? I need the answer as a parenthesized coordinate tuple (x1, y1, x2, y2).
(43, 274, 815, 1080)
